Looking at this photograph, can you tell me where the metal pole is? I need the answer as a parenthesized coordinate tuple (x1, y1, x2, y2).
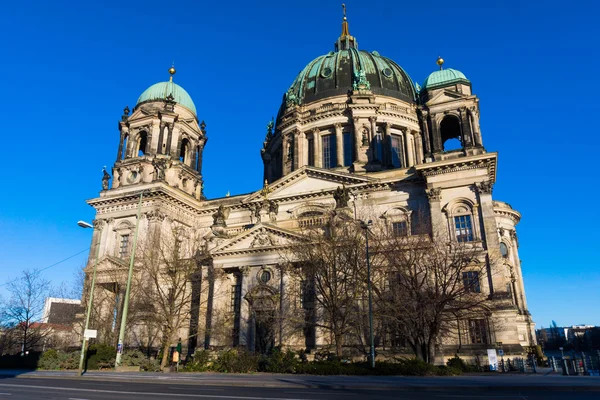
(78, 227, 102, 376)
(115, 191, 145, 367)
(364, 223, 375, 368)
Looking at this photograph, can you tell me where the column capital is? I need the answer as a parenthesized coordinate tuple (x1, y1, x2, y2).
(240, 266, 251, 276)
(92, 219, 106, 230)
(476, 181, 493, 195)
(425, 187, 442, 201)
(334, 122, 343, 130)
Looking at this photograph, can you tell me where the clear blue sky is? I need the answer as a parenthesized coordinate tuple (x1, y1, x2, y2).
(0, 0, 597, 328)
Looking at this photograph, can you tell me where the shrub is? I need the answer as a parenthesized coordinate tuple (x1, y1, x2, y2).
(86, 344, 115, 370)
(213, 348, 258, 373)
(183, 350, 212, 372)
(120, 350, 144, 367)
(38, 349, 78, 370)
(446, 355, 474, 372)
(259, 347, 298, 373)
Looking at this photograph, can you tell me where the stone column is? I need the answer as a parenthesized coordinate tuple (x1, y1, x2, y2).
(297, 131, 306, 168)
(430, 116, 442, 153)
(469, 107, 483, 147)
(404, 129, 415, 167)
(293, 130, 302, 171)
(313, 129, 322, 168)
(421, 113, 432, 156)
(239, 266, 251, 348)
(383, 122, 392, 167)
(197, 139, 206, 174)
(475, 181, 504, 295)
(426, 188, 447, 241)
(168, 124, 179, 157)
(334, 123, 343, 167)
(510, 230, 528, 311)
(459, 109, 473, 148)
(116, 128, 128, 162)
(157, 123, 166, 155)
(413, 131, 424, 165)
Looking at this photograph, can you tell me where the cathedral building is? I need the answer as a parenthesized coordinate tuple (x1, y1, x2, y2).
(83, 12, 535, 362)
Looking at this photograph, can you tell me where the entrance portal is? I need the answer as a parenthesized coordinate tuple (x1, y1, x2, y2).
(247, 286, 277, 354)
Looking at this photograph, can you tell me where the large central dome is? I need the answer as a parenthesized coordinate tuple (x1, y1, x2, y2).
(285, 48, 416, 105)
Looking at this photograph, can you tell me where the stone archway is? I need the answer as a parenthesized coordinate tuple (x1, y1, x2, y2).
(246, 286, 278, 354)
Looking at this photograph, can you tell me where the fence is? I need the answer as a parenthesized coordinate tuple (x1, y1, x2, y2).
(548, 351, 600, 376)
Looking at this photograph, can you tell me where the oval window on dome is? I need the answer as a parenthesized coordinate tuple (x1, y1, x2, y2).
(321, 67, 333, 78)
(382, 67, 393, 78)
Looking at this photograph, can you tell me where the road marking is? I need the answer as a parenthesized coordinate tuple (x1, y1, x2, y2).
(168, 387, 224, 391)
(0, 383, 307, 400)
(0, 393, 11, 396)
(68, 398, 90, 400)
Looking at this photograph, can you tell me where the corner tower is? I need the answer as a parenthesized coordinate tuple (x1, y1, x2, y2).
(419, 57, 484, 161)
(112, 67, 206, 200)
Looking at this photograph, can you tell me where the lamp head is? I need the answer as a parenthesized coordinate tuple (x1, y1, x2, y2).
(78, 220, 93, 229)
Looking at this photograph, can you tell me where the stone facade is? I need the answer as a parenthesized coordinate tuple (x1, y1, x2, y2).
(81, 16, 535, 363)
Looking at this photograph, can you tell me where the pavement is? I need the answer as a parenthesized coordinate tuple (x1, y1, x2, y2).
(0, 369, 599, 391)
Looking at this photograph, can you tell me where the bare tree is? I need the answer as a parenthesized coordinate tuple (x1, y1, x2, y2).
(134, 223, 202, 369)
(0, 269, 51, 354)
(285, 212, 368, 357)
(370, 221, 490, 363)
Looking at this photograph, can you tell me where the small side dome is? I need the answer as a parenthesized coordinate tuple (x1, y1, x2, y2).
(136, 81, 197, 115)
(423, 68, 470, 90)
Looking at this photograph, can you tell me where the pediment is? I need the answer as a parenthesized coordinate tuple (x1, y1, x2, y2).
(211, 223, 304, 255)
(426, 89, 468, 105)
(243, 166, 377, 202)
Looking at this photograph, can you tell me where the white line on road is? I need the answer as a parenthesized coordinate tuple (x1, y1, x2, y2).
(0, 383, 308, 400)
(284, 391, 350, 396)
(168, 387, 224, 391)
(0, 393, 11, 396)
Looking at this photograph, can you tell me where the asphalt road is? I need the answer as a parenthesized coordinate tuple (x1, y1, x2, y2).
(0, 376, 599, 400)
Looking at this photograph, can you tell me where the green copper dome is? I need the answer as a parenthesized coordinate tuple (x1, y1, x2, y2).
(136, 81, 196, 114)
(422, 68, 470, 90)
(284, 48, 416, 106)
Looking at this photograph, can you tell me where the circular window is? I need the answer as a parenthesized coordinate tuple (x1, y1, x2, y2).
(321, 67, 332, 78)
(127, 171, 138, 183)
(382, 67, 393, 78)
(259, 270, 271, 284)
(500, 242, 509, 258)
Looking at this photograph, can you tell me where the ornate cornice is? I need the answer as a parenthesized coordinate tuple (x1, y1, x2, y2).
(414, 153, 497, 183)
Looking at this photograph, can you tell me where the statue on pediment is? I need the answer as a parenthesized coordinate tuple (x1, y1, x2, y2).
(333, 186, 350, 209)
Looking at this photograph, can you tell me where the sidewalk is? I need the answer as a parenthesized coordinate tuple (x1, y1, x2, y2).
(0, 369, 599, 391)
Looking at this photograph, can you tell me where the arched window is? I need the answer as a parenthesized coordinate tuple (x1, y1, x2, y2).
(443, 199, 480, 242)
(180, 138, 190, 165)
(373, 129, 383, 162)
(440, 115, 462, 151)
(137, 131, 148, 156)
(389, 134, 403, 168)
(500, 242, 509, 258)
(322, 134, 336, 168)
(382, 207, 412, 237)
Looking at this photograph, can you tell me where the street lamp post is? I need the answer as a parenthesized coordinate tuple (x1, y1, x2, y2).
(115, 190, 146, 367)
(360, 220, 375, 369)
(77, 220, 102, 376)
